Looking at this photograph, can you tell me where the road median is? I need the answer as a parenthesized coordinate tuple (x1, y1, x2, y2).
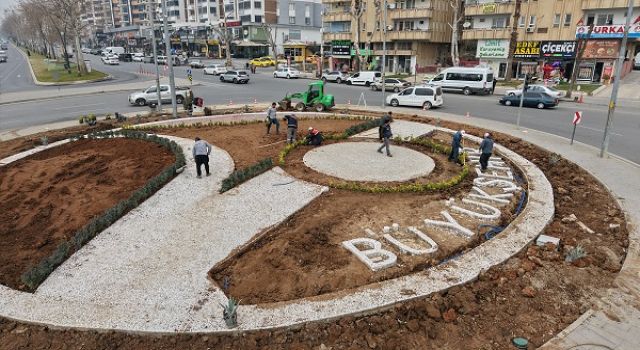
(17, 46, 110, 86)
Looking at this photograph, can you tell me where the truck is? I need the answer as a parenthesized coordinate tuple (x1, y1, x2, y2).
(128, 84, 191, 107)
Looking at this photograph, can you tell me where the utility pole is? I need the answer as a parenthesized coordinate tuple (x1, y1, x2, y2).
(504, 0, 522, 82)
(161, 0, 178, 118)
(600, 0, 634, 158)
(381, 0, 388, 108)
(148, 0, 162, 112)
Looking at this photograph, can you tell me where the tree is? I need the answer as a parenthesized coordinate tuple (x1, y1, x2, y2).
(211, 5, 234, 67)
(260, 23, 278, 62)
(350, 0, 366, 71)
(504, 0, 522, 82)
(449, 0, 463, 66)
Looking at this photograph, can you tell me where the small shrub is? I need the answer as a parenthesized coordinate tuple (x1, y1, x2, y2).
(79, 115, 85, 124)
(104, 113, 112, 120)
(221, 298, 239, 328)
(40, 136, 49, 146)
(565, 245, 588, 262)
(204, 106, 213, 116)
(220, 158, 274, 193)
(549, 153, 562, 166)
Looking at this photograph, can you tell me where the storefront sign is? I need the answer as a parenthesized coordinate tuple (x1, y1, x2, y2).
(350, 48, 373, 56)
(513, 41, 540, 59)
(540, 41, 577, 58)
(331, 40, 352, 56)
(225, 20, 241, 27)
(482, 3, 497, 14)
(576, 24, 640, 39)
(476, 39, 509, 59)
(583, 40, 620, 59)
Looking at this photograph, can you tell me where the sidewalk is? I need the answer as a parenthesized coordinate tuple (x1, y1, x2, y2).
(593, 71, 640, 101)
(0, 77, 195, 105)
(346, 105, 640, 350)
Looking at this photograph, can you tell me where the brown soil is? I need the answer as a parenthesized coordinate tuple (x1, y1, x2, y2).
(0, 138, 175, 290)
(0, 113, 630, 349)
(145, 118, 361, 169)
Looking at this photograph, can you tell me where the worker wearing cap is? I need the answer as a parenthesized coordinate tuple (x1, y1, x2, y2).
(479, 133, 494, 172)
(283, 114, 298, 144)
(448, 129, 465, 164)
(306, 127, 323, 146)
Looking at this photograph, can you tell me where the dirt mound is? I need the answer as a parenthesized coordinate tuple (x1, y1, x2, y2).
(0, 138, 175, 290)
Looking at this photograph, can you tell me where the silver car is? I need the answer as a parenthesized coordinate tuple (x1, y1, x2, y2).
(220, 70, 250, 84)
(371, 78, 412, 92)
(321, 71, 349, 84)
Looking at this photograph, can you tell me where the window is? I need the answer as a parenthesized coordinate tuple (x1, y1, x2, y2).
(289, 3, 296, 15)
(399, 88, 414, 96)
(445, 73, 483, 81)
(254, 1, 261, 9)
(289, 29, 301, 40)
(289, 16, 296, 24)
(209, 6, 217, 15)
(240, 15, 251, 22)
(160, 86, 169, 92)
(518, 16, 525, 28)
(432, 73, 444, 81)
(564, 14, 572, 27)
(492, 17, 506, 28)
(305, 4, 311, 25)
(254, 15, 262, 22)
(553, 14, 560, 27)
(528, 15, 536, 27)
(596, 13, 613, 26)
(415, 88, 433, 96)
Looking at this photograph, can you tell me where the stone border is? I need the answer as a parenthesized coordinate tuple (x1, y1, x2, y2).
(0, 114, 554, 334)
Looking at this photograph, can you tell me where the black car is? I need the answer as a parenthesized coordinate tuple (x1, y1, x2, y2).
(499, 92, 559, 109)
(119, 53, 133, 62)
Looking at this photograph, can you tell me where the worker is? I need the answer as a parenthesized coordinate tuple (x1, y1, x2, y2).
(377, 116, 393, 157)
(266, 102, 279, 134)
(378, 111, 393, 141)
(479, 133, 494, 172)
(306, 127, 323, 146)
(192, 137, 212, 178)
(283, 114, 298, 144)
(448, 130, 465, 164)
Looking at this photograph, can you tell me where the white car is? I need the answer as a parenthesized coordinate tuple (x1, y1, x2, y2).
(385, 85, 444, 110)
(203, 64, 227, 75)
(132, 53, 144, 62)
(106, 57, 119, 65)
(273, 67, 300, 79)
(505, 85, 564, 98)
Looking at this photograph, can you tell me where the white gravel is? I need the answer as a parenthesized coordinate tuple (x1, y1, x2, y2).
(303, 142, 435, 182)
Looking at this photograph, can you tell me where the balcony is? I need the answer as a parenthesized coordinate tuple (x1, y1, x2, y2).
(386, 30, 434, 41)
(462, 28, 511, 40)
(581, 0, 640, 9)
(323, 12, 351, 22)
(464, 1, 515, 16)
(388, 7, 433, 20)
(323, 32, 352, 41)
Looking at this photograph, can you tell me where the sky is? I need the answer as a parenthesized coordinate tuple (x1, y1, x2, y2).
(0, 0, 18, 19)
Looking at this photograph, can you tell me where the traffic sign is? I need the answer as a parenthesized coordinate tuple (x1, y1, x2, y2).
(572, 111, 582, 125)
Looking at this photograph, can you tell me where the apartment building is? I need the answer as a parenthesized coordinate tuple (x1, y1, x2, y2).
(323, 0, 454, 73)
(462, 0, 640, 82)
(276, 0, 323, 61)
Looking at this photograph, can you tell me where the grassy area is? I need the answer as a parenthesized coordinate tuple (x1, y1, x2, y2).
(25, 51, 107, 83)
(496, 80, 522, 88)
(555, 82, 602, 94)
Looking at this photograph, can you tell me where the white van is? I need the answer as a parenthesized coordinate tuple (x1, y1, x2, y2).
(347, 71, 382, 86)
(104, 46, 125, 55)
(427, 67, 494, 95)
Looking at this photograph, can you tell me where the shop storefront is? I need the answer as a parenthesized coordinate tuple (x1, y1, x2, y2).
(476, 39, 509, 78)
(578, 40, 620, 83)
(512, 41, 541, 79)
(329, 40, 352, 72)
(540, 40, 577, 81)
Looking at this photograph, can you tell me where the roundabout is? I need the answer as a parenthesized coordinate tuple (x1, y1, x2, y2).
(0, 109, 635, 349)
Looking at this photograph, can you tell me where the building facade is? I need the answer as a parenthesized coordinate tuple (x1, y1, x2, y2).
(461, 0, 640, 82)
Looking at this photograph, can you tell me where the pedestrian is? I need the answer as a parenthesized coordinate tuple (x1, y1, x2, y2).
(283, 114, 298, 143)
(192, 137, 212, 178)
(245, 62, 250, 70)
(266, 102, 280, 134)
(448, 129, 465, 163)
(491, 78, 497, 95)
(377, 117, 393, 157)
(479, 132, 494, 172)
(306, 127, 323, 146)
(378, 111, 392, 141)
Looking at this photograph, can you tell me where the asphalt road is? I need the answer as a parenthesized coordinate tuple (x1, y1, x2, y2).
(1, 55, 639, 164)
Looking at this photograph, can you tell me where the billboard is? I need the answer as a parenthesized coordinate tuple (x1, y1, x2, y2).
(540, 41, 577, 58)
(513, 41, 540, 59)
(576, 24, 640, 39)
(476, 39, 509, 59)
(582, 40, 620, 59)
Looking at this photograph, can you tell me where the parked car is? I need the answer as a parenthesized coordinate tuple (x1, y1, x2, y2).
(105, 56, 119, 65)
(426, 66, 494, 95)
(346, 71, 382, 86)
(143, 55, 154, 63)
(118, 53, 133, 62)
(249, 56, 275, 67)
(321, 71, 349, 84)
(131, 53, 144, 62)
(220, 70, 250, 84)
(499, 92, 559, 109)
(505, 85, 565, 98)
(203, 64, 227, 75)
(371, 78, 412, 92)
(0, 51, 7, 63)
(81, 48, 91, 54)
(386, 85, 444, 110)
(273, 67, 300, 79)
(156, 55, 167, 64)
(128, 84, 191, 107)
(91, 48, 102, 55)
(189, 60, 205, 68)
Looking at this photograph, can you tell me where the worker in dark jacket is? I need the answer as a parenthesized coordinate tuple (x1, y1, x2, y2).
(306, 127, 323, 146)
(283, 114, 298, 144)
(378, 111, 393, 141)
(448, 129, 465, 163)
(377, 117, 393, 157)
(479, 132, 494, 172)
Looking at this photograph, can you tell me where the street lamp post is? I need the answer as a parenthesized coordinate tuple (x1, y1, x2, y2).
(148, 1, 162, 112)
(381, 0, 388, 108)
(161, 0, 178, 118)
(600, 0, 634, 158)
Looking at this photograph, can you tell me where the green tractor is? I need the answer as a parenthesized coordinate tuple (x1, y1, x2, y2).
(280, 80, 335, 112)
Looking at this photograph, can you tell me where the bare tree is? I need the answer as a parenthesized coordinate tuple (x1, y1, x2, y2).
(449, 0, 463, 66)
(350, 0, 366, 71)
(260, 23, 278, 62)
(504, 0, 522, 82)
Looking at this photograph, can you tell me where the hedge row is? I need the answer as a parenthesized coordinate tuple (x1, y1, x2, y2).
(20, 130, 185, 291)
(219, 158, 274, 193)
